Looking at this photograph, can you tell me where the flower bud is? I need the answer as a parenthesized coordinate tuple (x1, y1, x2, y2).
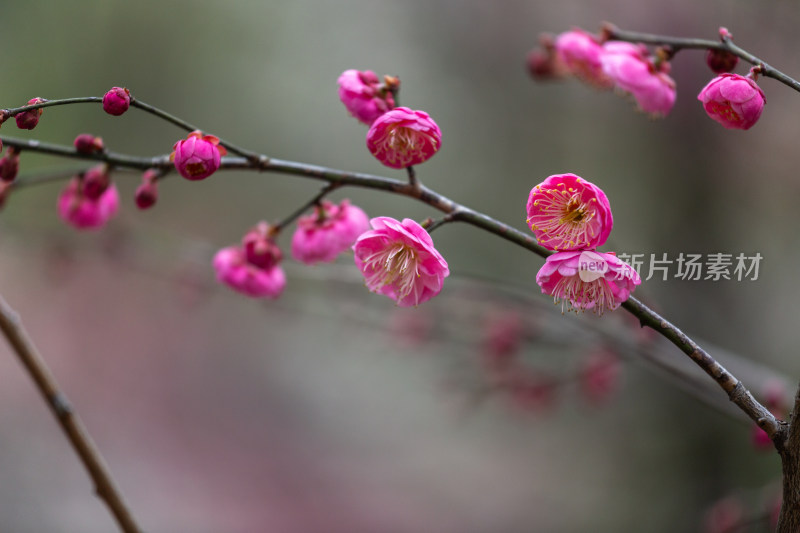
(15, 97, 45, 130)
(102, 87, 131, 116)
(81, 165, 111, 200)
(697, 73, 765, 130)
(0, 147, 20, 183)
(134, 171, 159, 210)
(171, 130, 227, 180)
(74, 134, 105, 154)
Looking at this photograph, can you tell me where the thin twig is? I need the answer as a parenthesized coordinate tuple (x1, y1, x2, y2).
(605, 24, 800, 93)
(0, 296, 142, 533)
(273, 182, 339, 231)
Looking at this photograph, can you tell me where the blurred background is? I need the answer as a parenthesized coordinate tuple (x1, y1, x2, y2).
(0, 0, 797, 531)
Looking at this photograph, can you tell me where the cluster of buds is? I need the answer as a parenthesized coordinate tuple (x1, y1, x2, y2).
(57, 165, 119, 229)
(529, 26, 767, 127)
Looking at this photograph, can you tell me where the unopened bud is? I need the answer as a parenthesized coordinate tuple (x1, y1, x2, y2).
(82, 165, 111, 200)
(15, 97, 45, 130)
(74, 134, 105, 154)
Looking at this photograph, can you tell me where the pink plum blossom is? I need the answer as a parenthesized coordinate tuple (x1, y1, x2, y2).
(697, 73, 765, 130)
(291, 199, 369, 264)
(554, 29, 612, 88)
(15, 97, 45, 130)
(338, 69, 396, 126)
(57, 176, 119, 230)
(600, 42, 676, 117)
(171, 130, 227, 180)
(536, 250, 641, 314)
(213, 222, 286, 299)
(366, 107, 442, 169)
(353, 216, 449, 307)
(102, 87, 131, 116)
(526, 173, 613, 251)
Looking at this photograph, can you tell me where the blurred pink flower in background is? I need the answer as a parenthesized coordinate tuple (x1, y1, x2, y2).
(353, 217, 449, 307)
(697, 73, 765, 130)
(554, 29, 613, 88)
(338, 69, 396, 126)
(213, 222, 286, 298)
(57, 176, 120, 230)
(600, 41, 676, 117)
(291, 199, 369, 264)
(579, 349, 621, 404)
(366, 107, 442, 169)
(526, 173, 613, 251)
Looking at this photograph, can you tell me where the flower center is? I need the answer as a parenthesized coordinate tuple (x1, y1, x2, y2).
(528, 183, 597, 249)
(362, 242, 420, 301)
(186, 162, 208, 177)
(708, 100, 740, 122)
(552, 275, 615, 314)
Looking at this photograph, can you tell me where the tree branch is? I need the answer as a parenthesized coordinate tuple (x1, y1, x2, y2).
(605, 24, 800, 93)
(0, 295, 142, 533)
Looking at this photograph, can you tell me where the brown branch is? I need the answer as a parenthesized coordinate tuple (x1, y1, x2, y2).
(777, 383, 800, 532)
(605, 24, 800, 93)
(1, 118, 782, 443)
(0, 295, 142, 533)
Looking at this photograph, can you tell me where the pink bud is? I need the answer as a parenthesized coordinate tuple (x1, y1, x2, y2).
(697, 73, 765, 130)
(15, 97, 45, 130)
(213, 222, 286, 299)
(243, 222, 282, 269)
(337, 69, 396, 126)
(81, 165, 111, 200)
(554, 29, 613, 88)
(291, 199, 369, 264)
(74, 134, 105, 154)
(366, 107, 442, 169)
(0, 147, 20, 183)
(600, 42, 676, 117)
(102, 87, 131, 116)
(135, 171, 159, 210)
(171, 130, 227, 180)
(57, 177, 119, 230)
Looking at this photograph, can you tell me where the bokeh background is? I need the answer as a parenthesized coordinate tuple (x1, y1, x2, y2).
(0, 1, 797, 531)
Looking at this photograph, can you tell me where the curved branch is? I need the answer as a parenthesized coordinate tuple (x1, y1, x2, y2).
(0, 131, 781, 441)
(0, 296, 142, 533)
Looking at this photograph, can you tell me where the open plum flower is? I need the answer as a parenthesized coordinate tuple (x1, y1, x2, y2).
(697, 73, 765, 130)
(353, 217, 449, 307)
(213, 222, 286, 299)
(600, 41, 676, 117)
(366, 107, 442, 169)
(526, 173, 613, 251)
(291, 199, 369, 265)
(536, 250, 641, 314)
